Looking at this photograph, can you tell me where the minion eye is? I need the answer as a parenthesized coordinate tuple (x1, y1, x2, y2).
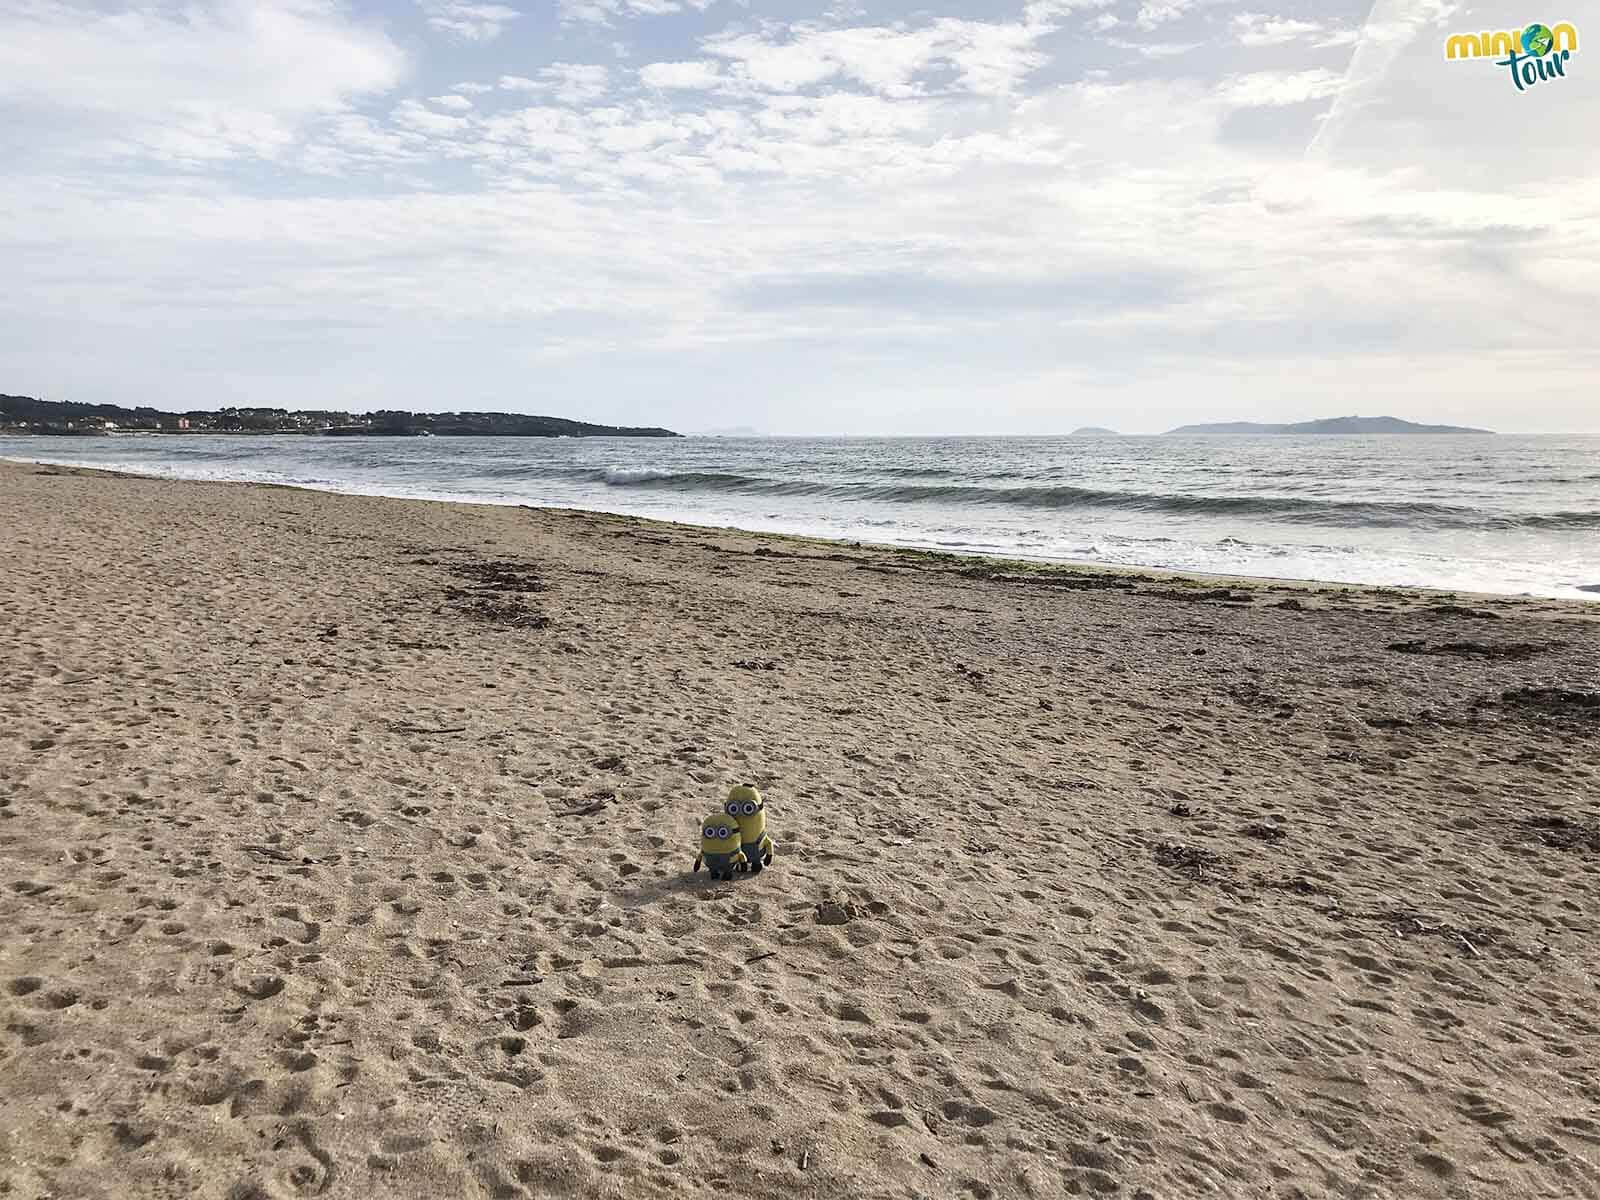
(725, 801, 740, 817)
(742, 802, 755, 815)
(718, 825, 731, 839)
(703, 826, 715, 838)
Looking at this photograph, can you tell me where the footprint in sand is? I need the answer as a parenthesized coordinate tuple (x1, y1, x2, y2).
(233, 974, 286, 1001)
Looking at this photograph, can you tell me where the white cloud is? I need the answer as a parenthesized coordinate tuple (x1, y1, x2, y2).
(1229, 12, 1361, 48)
(943, 18, 1050, 95)
(544, 63, 612, 105)
(430, 93, 474, 110)
(1135, 0, 1197, 31)
(640, 60, 725, 90)
(559, 0, 615, 22)
(1024, 0, 1117, 23)
(1106, 37, 1201, 58)
(497, 64, 610, 104)
(0, 0, 406, 164)
(0, 0, 404, 115)
(417, 0, 520, 42)
(392, 97, 470, 134)
(702, 17, 1051, 99)
(559, 0, 718, 25)
(1214, 68, 1344, 107)
(1231, 13, 1323, 46)
(301, 112, 429, 172)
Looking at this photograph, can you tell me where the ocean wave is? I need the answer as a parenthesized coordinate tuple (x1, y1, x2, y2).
(603, 467, 675, 485)
(1521, 510, 1600, 529)
(567, 468, 1598, 530)
(871, 465, 968, 478)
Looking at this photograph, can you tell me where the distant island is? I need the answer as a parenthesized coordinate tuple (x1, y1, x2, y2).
(1164, 415, 1493, 436)
(0, 394, 679, 438)
(1069, 426, 1121, 436)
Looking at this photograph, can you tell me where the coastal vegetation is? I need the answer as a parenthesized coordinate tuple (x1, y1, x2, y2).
(0, 394, 679, 438)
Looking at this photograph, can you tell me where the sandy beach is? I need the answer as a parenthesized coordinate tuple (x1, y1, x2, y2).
(2, 458, 1599, 1200)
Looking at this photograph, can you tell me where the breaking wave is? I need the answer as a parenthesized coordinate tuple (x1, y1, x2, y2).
(537, 467, 1600, 530)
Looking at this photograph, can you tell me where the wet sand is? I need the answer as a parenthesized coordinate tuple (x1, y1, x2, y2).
(2, 459, 1598, 1200)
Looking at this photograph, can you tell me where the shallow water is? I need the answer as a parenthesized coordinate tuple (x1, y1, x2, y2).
(5, 432, 1597, 599)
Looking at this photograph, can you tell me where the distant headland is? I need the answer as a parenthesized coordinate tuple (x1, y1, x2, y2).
(1069, 426, 1121, 436)
(0, 394, 680, 439)
(1164, 415, 1494, 436)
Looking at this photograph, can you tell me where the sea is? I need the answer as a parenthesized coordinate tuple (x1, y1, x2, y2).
(4, 433, 1597, 600)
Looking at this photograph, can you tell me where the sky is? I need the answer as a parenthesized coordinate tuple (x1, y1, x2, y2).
(0, 0, 1595, 434)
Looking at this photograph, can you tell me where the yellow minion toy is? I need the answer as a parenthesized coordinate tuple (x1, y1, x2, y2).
(693, 815, 747, 882)
(724, 784, 776, 874)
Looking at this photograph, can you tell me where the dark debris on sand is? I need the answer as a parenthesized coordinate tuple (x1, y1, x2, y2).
(1498, 687, 1600, 721)
(958, 565, 1135, 591)
(1425, 603, 1499, 620)
(1385, 640, 1552, 661)
(1147, 587, 1249, 604)
(1154, 842, 1228, 881)
(1249, 872, 1325, 896)
(450, 594, 551, 629)
(1363, 909, 1507, 958)
(424, 556, 554, 629)
(1514, 815, 1600, 854)
(1365, 716, 1411, 730)
(1228, 682, 1293, 713)
(446, 559, 547, 593)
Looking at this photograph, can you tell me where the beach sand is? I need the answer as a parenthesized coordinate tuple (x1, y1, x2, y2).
(2, 458, 1598, 1200)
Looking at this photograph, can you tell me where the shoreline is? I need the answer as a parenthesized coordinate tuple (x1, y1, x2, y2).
(8, 454, 1595, 610)
(3, 459, 1599, 1200)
